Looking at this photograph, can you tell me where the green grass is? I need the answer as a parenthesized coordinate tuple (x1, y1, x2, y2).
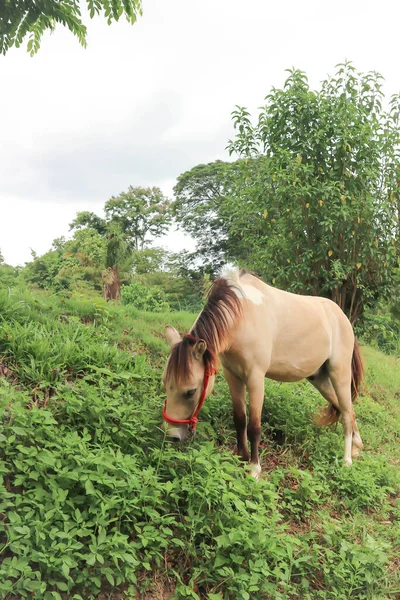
(0, 288, 399, 599)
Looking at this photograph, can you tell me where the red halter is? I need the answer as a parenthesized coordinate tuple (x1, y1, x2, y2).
(162, 367, 217, 432)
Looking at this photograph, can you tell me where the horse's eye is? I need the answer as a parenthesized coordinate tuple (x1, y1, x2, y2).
(187, 389, 197, 398)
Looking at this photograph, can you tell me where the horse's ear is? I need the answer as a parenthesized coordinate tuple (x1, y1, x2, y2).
(193, 339, 207, 361)
(166, 325, 181, 346)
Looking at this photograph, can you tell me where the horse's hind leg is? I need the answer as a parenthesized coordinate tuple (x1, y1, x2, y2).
(351, 419, 363, 458)
(308, 371, 340, 421)
(328, 365, 362, 466)
(309, 370, 363, 461)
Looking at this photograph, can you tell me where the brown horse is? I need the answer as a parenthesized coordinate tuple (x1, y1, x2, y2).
(162, 269, 363, 478)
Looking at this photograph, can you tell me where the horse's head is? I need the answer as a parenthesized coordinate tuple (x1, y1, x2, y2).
(162, 326, 216, 442)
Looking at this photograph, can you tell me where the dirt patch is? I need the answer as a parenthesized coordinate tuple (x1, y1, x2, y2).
(138, 583, 175, 600)
(0, 360, 18, 384)
(95, 576, 175, 600)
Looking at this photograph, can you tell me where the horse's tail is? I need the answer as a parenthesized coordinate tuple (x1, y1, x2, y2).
(351, 339, 364, 401)
(315, 339, 364, 427)
(315, 403, 340, 427)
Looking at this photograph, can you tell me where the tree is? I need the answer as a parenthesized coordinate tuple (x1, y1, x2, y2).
(69, 186, 171, 299)
(105, 186, 171, 251)
(22, 248, 64, 289)
(64, 228, 107, 267)
(0, 0, 142, 56)
(0, 249, 4, 265)
(101, 226, 127, 301)
(60, 227, 108, 291)
(173, 161, 238, 273)
(69, 212, 108, 236)
(22, 229, 108, 291)
(226, 62, 400, 322)
(130, 247, 168, 275)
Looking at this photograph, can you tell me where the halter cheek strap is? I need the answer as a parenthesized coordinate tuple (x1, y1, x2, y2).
(162, 367, 217, 432)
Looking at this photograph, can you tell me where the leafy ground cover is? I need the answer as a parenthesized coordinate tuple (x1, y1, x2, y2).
(0, 288, 399, 599)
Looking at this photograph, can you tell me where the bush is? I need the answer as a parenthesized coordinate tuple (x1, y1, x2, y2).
(121, 281, 170, 312)
(357, 302, 400, 356)
(0, 264, 20, 288)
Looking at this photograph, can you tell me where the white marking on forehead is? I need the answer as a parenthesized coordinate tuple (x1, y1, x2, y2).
(233, 282, 264, 305)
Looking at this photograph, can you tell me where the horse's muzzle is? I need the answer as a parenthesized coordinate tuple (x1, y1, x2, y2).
(165, 426, 192, 444)
(166, 433, 181, 443)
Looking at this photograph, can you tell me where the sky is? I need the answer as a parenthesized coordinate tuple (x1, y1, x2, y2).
(1, 0, 399, 266)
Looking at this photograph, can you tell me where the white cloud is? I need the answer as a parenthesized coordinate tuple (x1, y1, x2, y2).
(1, 0, 399, 265)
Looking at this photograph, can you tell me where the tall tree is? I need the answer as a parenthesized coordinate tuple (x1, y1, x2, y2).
(104, 186, 172, 252)
(0, 0, 142, 55)
(225, 63, 400, 322)
(69, 212, 108, 236)
(172, 160, 239, 273)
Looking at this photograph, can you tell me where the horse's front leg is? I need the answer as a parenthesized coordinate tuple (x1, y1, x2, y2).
(223, 367, 249, 462)
(247, 372, 265, 479)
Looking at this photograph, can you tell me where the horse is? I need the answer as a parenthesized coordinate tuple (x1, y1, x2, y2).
(162, 269, 364, 478)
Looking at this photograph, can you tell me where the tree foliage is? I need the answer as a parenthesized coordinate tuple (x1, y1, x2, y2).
(173, 64, 400, 321)
(64, 227, 107, 267)
(68, 187, 172, 296)
(105, 186, 171, 252)
(121, 280, 170, 312)
(69, 211, 108, 236)
(0, 250, 20, 288)
(129, 247, 168, 275)
(173, 160, 239, 273)
(22, 229, 107, 291)
(222, 63, 400, 321)
(0, 0, 142, 56)
(22, 248, 65, 289)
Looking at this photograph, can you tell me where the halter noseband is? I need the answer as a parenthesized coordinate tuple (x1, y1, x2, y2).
(162, 337, 217, 431)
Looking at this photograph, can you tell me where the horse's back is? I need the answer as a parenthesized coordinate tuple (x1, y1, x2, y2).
(228, 272, 353, 382)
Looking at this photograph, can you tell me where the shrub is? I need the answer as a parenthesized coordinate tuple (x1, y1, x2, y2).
(121, 281, 170, 312)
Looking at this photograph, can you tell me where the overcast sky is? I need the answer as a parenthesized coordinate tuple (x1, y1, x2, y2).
(1, 0, 399, 266)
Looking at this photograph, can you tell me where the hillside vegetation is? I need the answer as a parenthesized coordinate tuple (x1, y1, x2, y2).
(0, 289, 399, 600)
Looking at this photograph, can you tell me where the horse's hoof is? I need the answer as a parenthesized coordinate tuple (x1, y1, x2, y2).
(351, 446, 361, 459)
(248, 463, 262, 479)
(344, 458, 352, 467)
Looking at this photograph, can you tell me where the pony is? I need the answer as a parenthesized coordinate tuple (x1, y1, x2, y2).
(162, 269, 363, 477)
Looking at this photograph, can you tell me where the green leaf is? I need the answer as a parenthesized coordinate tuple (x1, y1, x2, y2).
(85, 479, 95, 495)
(11, 427, 26, 435)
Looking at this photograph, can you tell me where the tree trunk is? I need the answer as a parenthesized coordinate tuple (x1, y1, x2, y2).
(102, 266, 121, 301)
(330, 280, 363, 324)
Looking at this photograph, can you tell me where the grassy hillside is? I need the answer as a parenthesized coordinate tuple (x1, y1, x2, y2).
(0, 289, 399, 600)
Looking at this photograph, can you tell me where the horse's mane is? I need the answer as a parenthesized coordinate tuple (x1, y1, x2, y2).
(166, 276, 243, 382)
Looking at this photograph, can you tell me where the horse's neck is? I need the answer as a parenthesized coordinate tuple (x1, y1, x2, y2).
(190, 305, 233, 356)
